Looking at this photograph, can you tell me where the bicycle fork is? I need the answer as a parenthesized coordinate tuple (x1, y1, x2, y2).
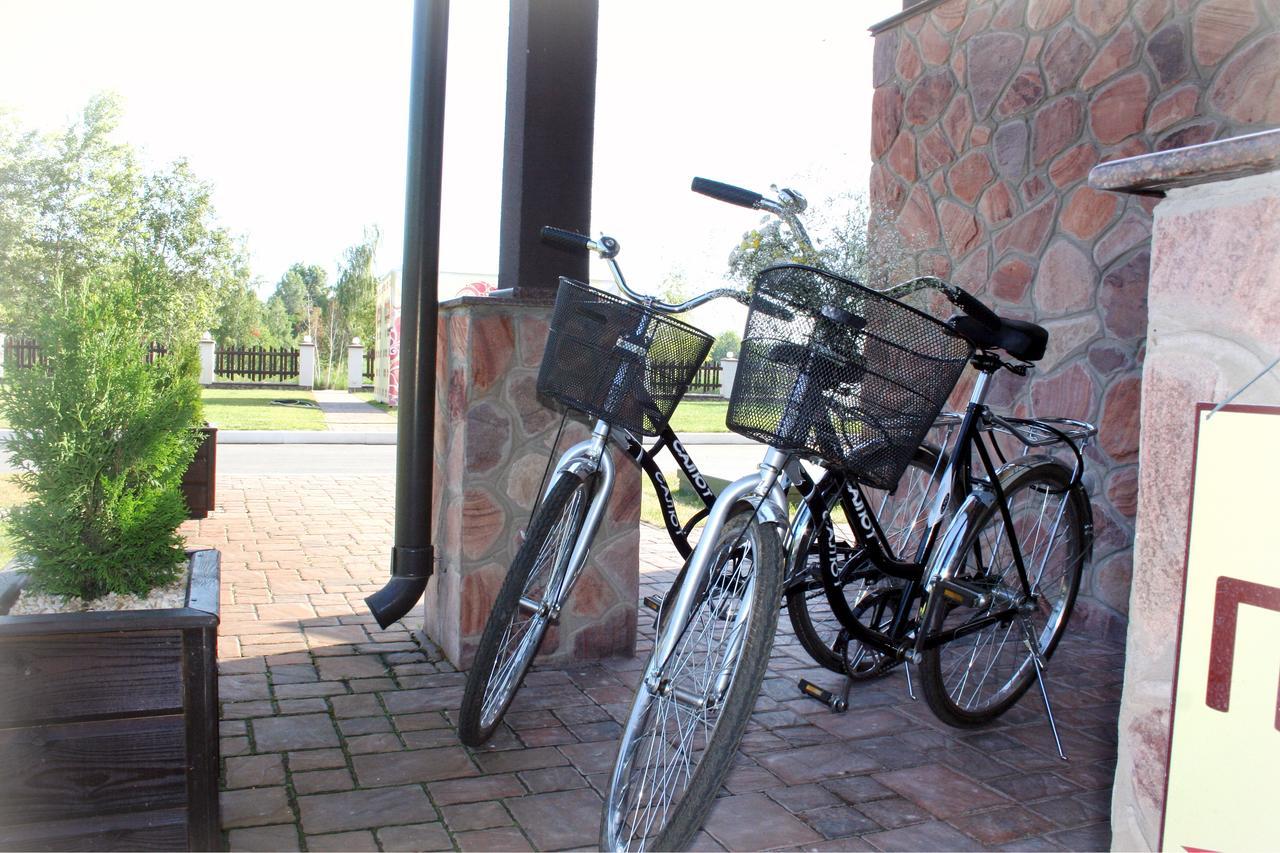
(642, 448, 792, 709)
(519, 421, 617, 623)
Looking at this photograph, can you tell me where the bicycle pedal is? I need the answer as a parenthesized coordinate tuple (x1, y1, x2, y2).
(642, 593, 665, 613)
(798, 678, 848, 713)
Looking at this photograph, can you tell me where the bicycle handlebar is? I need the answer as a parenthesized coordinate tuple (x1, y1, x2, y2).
(944, 284, 1001, 332)
(539, 225, 749, 314)
(540, 225, 594, 254)
(691, 176, 815, 253)
(690, 177, 764, 210)
(879, 276, 1001, 333)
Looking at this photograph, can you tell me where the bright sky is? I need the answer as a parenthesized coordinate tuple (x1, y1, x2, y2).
(2, 0, 900, 329)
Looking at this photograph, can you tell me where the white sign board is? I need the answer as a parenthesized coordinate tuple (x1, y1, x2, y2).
(1161, 405, 1280, 851)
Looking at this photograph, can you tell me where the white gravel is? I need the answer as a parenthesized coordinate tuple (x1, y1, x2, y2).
(7, 563, 191, 615)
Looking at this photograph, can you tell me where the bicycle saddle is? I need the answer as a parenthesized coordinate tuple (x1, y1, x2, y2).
(949, 314, 1047, 362)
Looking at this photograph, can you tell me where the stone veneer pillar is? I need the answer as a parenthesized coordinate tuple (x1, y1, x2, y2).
(1090, 130, 1280, 850)
(424, 296, 640, 669)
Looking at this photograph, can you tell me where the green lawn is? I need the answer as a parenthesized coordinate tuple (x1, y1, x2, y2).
(351, 390, 394, 414)
(666, 399, 729, 434)
(200, 388, 327, 431)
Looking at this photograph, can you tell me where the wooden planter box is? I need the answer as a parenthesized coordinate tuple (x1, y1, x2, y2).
(0, 550, 221, 851)
(182, 426, 218, 520)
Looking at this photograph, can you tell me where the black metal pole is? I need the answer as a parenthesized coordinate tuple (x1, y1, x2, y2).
(366, 0, 449, 629)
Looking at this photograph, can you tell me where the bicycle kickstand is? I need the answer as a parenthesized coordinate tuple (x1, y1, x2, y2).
(797, 630, 854, 714)
(1019, 615, 1067, 761)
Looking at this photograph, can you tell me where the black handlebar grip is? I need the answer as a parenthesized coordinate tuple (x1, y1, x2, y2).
(540, 226, 593, 254)
(691, 177, 763, 210)
(950, 287, 1001, 332)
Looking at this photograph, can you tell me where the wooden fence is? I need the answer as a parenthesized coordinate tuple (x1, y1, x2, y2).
(3, 339, 167, 369)
(215, 346, 299, 382)
(688, 361, 721, 394)
(3, 338, 43, 370)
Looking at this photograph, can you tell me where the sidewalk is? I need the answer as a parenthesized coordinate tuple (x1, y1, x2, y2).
(313, 390, 398, 433)
(186, 474, 1119, 852)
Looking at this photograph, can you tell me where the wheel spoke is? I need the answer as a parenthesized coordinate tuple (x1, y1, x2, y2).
(606, 511, 778, 851)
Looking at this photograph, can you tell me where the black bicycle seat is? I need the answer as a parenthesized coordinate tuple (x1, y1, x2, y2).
(949, 314, 1047, 362)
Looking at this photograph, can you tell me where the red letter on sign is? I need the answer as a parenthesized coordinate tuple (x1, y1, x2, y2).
(1206, 576, 1280, 732)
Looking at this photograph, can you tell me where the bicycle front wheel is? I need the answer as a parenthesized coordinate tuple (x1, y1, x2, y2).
(601, 505, 783, 852)
(458, 471, 594, 746)
(919, 459, 1089, 726)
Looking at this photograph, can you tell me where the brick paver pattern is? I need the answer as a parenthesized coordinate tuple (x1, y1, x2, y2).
(184, 475, 1121, 852)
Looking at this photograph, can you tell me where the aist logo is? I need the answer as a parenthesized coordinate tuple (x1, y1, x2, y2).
(846, 485, 876, 539)
(670, 440, 711, 496)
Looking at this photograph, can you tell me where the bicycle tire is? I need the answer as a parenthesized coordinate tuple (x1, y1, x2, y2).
(458, 471, 594, 747)
(601, 505, 783, 852)
(786, 446, 942, 674)
(919, 459, 1089, 727)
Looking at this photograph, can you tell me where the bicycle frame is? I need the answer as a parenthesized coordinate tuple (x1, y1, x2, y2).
(621, 427, 716, 560)
(817, 357, 1095, 663)
(531, 412, 812, 619)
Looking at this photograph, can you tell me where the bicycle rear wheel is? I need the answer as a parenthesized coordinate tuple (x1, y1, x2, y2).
(458, 471, 594, 746)
(786, 446, 942, 674)
(601, 506, 783, 851)
(919, 459, 1088, 726)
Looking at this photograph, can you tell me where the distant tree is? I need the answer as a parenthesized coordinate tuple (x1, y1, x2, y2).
(317, 229, 379, 387)
(710, 330, 741, 362)
(657, 268, 690, 306)
(212, 279, 266, 347)
(261, 295, 295, 348)
(0, 94, 243, 342)
(271, 262, 329, 336)
(333, 228, 379, 348)
(724, 191, 907, 292)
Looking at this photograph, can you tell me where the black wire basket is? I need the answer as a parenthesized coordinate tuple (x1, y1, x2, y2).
(537, 277, 713, 436)
(728, 263, 973, 490)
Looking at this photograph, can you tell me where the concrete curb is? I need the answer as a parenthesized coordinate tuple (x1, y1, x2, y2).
(216, 430, 397, 445)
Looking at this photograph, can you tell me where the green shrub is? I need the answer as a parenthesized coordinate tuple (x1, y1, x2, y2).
(0, 271, 202, 601)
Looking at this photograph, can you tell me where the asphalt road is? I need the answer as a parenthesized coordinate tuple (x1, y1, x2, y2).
(1, 440, 766, 480)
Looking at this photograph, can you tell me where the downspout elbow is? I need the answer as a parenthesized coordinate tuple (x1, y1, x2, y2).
(365, 545, 435, 629)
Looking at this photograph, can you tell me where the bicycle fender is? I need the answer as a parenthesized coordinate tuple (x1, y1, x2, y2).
(921, 488, 995, 594)
(742, 491, 789, 529)
(922, 453, 1080, 594)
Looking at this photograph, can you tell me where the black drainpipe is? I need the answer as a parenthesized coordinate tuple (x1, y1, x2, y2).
(366, 0, 449, 629)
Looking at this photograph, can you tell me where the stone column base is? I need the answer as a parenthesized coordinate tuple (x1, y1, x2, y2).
(424, 296, 640, 670)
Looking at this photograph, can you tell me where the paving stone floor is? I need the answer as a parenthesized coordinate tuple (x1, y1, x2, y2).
(184, 475, 1122, 852)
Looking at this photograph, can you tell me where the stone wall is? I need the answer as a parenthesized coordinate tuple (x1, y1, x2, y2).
(869, 0, 1280, 637)
(425, 297, 640, 669)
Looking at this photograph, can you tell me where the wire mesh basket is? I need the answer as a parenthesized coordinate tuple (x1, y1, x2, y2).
(537, 277, 713, 436)
(728, 263, 973, 490)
